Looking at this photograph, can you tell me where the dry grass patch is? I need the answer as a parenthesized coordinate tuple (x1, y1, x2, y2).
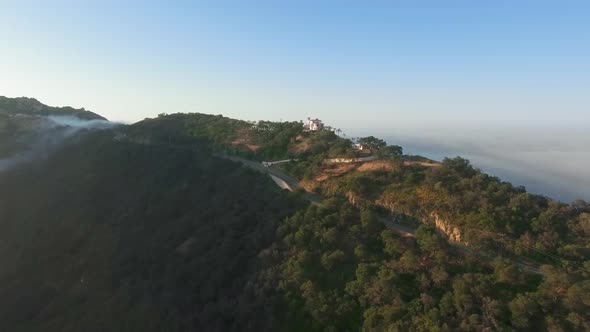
(299, 179, 320, 192)
(403, 161, 441, 168)
(289, 135, 313, 154)
(231, 138, 261, 152)
(357, 160, 397, 172)
(315, 163, 358, 182)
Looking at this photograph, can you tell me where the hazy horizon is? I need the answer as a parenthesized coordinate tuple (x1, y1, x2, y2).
(351, 127, 589, 203)
(2, 1, 589, 201)
(2, 1, 590, 128)
(2, 93, 588, 202)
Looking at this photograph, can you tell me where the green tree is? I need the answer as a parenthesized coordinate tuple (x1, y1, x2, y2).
(508, 294, 538, 329)
(376, 145, 403, 159)
(358, 136, 387, 151)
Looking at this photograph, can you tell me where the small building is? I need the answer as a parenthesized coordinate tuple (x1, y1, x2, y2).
(354, 143, 367, 151)
(303, 117, 324, 131)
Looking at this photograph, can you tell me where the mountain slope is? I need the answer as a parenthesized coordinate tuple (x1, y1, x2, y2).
(0, 96, 106, 120)
(0, 96, 112, 166)
(0, 98, 588, 331)
(0, 131, 303, 331)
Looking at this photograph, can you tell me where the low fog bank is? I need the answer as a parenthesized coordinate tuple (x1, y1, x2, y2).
(47, 115, 115, 130)
(352, 127, 589, 203)
(0, 115, 119, 172)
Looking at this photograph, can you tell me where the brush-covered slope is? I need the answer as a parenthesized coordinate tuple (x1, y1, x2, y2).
(0, 96, 106, 120)
(0, 131, 303, 332)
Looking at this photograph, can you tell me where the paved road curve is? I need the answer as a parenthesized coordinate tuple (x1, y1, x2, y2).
(216, 154, 412, 234)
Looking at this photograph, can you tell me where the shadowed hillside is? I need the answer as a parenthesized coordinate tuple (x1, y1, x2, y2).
(0, 131, 304, 331)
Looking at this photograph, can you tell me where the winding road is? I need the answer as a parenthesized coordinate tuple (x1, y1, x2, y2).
(216, 154, 414, 237)
(218, 154, 546, 274)
(216, 154, 323, 204)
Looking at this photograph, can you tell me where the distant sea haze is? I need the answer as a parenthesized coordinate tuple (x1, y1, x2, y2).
(351, 127, 590, 203)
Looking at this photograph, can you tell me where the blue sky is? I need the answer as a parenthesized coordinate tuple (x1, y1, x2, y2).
(1, 0, 589, 129)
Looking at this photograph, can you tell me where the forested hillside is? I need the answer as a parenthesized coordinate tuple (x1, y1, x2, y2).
(0, 97, 588, 331)
(124, 111, 590, 331)
(0, 130, 304, 331)
(257, 199, 590, 331)
(127, 112, 589, 270)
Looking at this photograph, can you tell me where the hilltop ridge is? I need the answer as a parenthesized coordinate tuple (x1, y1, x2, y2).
(0, 96, 106, 120)
(126, 112, 590, 263)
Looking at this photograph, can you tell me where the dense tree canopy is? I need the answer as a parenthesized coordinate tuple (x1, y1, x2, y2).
(0, 131, 304, 331)
(256, 199, 590, 331)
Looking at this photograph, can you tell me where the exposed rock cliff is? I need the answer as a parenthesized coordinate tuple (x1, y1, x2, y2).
(376, 199, 464, 243)
(430, 212, 463, 243)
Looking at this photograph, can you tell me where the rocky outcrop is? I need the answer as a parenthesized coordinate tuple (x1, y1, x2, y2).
(430, 213, 462, 243)
(376, 199, 464, 243)
(346, 191, 361, 207)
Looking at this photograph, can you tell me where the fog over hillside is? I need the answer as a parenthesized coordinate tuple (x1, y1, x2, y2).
(0, 115, 117, 172)
(351, 127, 590, 203)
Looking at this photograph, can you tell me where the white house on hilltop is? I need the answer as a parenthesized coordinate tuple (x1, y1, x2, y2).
(303, 117, 324, 131)
(354, 143, 367, 150)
